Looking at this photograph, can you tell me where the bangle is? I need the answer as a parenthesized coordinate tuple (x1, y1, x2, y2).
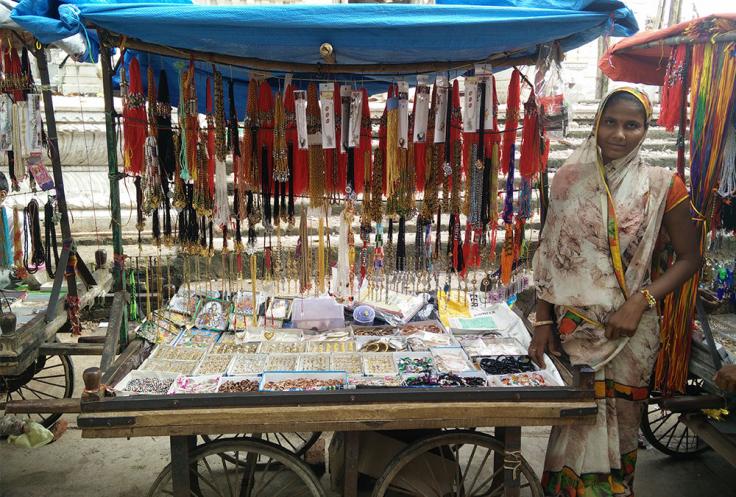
(640, 289, 657, 309)
(532, 320, 554, 328)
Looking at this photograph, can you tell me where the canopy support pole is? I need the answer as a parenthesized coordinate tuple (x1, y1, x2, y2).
(34, 47, 96, 324)
(99, 41, 125, 294)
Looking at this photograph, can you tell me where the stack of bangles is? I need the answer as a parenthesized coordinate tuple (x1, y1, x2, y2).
(478, 356, 536, 375)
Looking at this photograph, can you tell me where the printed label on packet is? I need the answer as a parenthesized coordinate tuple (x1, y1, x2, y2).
(319, 83, 336, 149)
(28, 153, 54, 190)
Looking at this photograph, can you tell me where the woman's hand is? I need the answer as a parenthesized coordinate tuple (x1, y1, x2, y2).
(605, 292, 649, 340)
(528, 324, 561, 369)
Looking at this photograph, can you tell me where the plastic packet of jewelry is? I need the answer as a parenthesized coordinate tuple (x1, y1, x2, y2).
(402, 373, 439, 387)
(457, 338, 488, 358)
(348, 90, 362, 148)
(340, 85, 351, 152)
(265, 353, 300, 372)
(303, 328, 353, 341)
(193, 354, 234, 375)
(306, 340, 356, 353)
(26, 93, 44, 151)
(398, 81, 409, 149)
(173, 328, 221, 348)
(481, 337, 527, 356)
(258, 341, 306, 354)
(348, 374, 402, 388)
(194, 299, 231, 332)
(330, 353, 363, 374)
(363, 353, 399, 376)
(168, 375, 220, 394)
(267, 297, 292, 320)
(433, 75, 449, 143)
(297, 353, 332, 371)
(437, 371, 488, 388)
(399, 320, 446, 336)
(227, 354, 267, 376)
(151, 344, 206, 362)
(352, 325, 398, 337)
(357, 336, 406, 353)
(413, 80, 430, 143)
(0, 94, 12, 151)
(294, 90, 309, 150)
(463, 77, 479, 133)
(247, 327, 302, 342)
(431, 347, 474, 373)
(27, 153, 54, 191)
(319, 83, 336, 149)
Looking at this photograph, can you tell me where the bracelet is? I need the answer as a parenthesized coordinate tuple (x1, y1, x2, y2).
(532, 320, 555, 328)
(640, 289, 657, 309)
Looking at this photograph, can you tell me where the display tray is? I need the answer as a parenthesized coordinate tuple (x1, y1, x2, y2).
(169, 374, 221, 394)
(260, 371, 348, 391)
(114, 370, 179, 396)
(217, 376, 260, 393)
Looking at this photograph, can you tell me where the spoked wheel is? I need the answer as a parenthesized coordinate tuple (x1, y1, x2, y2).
(200, 432, 321, 466)
(372, 430, 543, 497)
(641, 377, 709, 458)
(147, 438, 326, 497)
(1, 354, 74, 428)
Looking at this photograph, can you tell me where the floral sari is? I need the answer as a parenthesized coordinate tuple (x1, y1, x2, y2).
(532, 88, 688, 496)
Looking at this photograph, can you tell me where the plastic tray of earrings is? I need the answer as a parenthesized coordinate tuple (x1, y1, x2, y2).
(356, 336, 407, 353)
(265, 353, 300, 372)
(258, 341, 306, 354)
(193, 353, 235, 375)
(352, 325, 399, 337)
(173, 328, 222, 349)
(398, 320, 448, 336)
(347, 374, 403, 388)
(114, 370, 179, 396)
(246, 328, 302, 342)
(226, 354, 268, 376)
(486, 370, 561, 388)
(209, 341, 261, 355)
(297, 353, 332, 371)
(330, 353, 364, 374)
(302, 327, 354, 342)
(150, 344, 206, 362)
(167, 374, 221, 394)
(138, 358, 198, 376)
(362, 353, 399, 376)
(430, 347, 475, 374)
(306, 340, 357, 353)
(194, 298, 232, 332)
(259, 371, 348, 392)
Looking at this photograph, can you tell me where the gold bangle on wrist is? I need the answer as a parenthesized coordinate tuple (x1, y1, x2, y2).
(640, 289, 657, 309)
(533, 320, 555, 328)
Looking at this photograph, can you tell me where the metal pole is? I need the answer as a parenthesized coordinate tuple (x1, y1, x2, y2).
(35, 47, 79, 321)
(99, 41, 125, 292)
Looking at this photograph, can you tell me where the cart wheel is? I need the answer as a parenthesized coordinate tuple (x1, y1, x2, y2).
(641, 378, 709, 458)
(200, 432, 321, 463)
(147, 437, 326, 497)
(1, 354, 74, 428)
(372, 430, 543, 497)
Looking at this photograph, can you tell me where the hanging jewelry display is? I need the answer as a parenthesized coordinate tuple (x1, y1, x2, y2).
(155, 70, 175, 244)
(123, 57, 147, 177)
(288, 86, 309, 198)
(43, 198, 59, 278)
(307, 83, 326, 208)
(500, 142, 516, 285)
(144, 66, 163, 246)
(22, 199, 44, 274)
(273, 92, 289, 185)
(501, 69, 521, 175)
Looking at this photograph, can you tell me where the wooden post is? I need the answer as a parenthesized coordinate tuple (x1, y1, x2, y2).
(502, 427, 522, 497)
(99, 41, 125, 293)
(34, 47, 81, 322)
(594, 37, 610, 100)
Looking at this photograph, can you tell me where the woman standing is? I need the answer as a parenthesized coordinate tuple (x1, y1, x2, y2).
(529, 88, 702, 496)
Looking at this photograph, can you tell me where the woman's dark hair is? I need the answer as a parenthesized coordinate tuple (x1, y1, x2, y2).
(0, 172, 7, 193)
(602, 91, 649, 127)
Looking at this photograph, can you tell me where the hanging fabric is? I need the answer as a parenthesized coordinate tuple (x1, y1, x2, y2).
(658, 44, 688, 132)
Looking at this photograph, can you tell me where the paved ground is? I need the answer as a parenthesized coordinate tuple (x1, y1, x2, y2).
(2, 351, 735, 497)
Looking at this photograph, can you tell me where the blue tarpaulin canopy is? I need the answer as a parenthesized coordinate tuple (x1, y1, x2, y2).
(13, 0, 637, 70)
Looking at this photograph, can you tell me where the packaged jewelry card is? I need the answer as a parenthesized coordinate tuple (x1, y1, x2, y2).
(266, 297, 292, 321)
(194, 299, 232, 332)
(229, 291, 262, 331)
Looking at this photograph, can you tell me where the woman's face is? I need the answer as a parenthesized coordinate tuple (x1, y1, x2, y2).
(596, 98, 647, 164)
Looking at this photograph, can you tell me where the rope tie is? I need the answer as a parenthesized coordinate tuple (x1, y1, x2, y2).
(503, 450, 523, 480)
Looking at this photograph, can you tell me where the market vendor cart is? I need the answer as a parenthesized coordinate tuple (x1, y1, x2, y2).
(77, 356, 596, 497)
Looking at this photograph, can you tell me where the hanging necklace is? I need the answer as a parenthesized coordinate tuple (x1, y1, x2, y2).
(43, 197, 59, 278)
